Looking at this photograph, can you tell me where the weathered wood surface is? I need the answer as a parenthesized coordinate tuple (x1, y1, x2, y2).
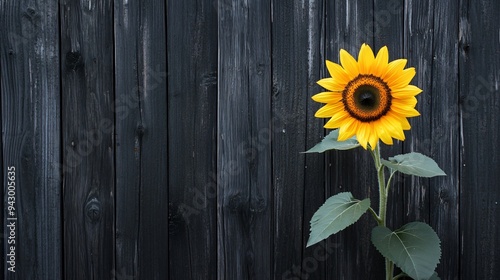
(217, 0, 272, 278)
(60, 0, 115, 279)
(459, 0, 500, 279)
(114, 0, 168, 279)
(167, 0, 217, 278)
(0, 0, 498, 279)
(272, 0, 326, 279)
(0, 0, 62, 279)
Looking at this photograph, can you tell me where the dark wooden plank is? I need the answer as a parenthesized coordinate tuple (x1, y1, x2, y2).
(428, 1, 460, 279)
(459, 0, 500, 278)
(114, 0, 168, 278)
(271, 0, 326, 279)
(0, 0, 62, 279)
(325, 1, 383, 279)
(217, 0, 272, 278)
(402, 0, 433, 225)
(166, 0, 217, 279)
(373, 0, 405, 233)
(60, 0, 114, 278)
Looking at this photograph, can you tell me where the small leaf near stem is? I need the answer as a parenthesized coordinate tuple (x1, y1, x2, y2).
(392, 273, 408, 280)
(368, 207, 382, 224)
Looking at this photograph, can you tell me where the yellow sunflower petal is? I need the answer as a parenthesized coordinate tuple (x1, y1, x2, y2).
(325, 60, 351, 84)
(382, 59, 407, 82)
(390, 104, 421, 117)
(311, 91, 343, 103)
(388, 67, 416, 89)
(356, 122, 371, 149)
(392, 96, 418, 107)
(367, 123, 379, 149)
(398, 116, 411, 130)
(337, 118, 358, 141)
(340, 49, 359, 79)
(374, 120, 394, 145)
(358, 43, 375, 74)
(385, 111, 411, 130)
(391, 85, 422, 98)
(317, 78, 345, 92)
(381, 116, 405, 141)
(324, 111, 349, 129)
(315, 102, 344, 118)
(371, 46, 389, 77)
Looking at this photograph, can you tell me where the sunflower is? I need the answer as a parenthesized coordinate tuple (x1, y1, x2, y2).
(312, 43, 421, 149)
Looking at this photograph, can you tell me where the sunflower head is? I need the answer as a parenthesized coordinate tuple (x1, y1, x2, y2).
(312, 43, 422, 150)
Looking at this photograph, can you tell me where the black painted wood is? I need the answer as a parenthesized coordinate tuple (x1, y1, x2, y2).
(271, 0, 326, 279)
(166, 0, 217, 279)
(217, 0, 272, 278)
(114, 0, 168, 279)
(429, 2, 460, 279)
(0, 0, 497, 279)
(459, 0, 500, 279)
(60, 0, 115, 279)
(0, 0, 62, 279)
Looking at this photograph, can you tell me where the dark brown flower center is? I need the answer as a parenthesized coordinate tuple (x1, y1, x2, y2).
(342, 75, 392, 122)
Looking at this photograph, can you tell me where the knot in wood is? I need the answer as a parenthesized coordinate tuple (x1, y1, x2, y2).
(85, 197, 101, 223)
(228, 193, 244, 211)
(136, 125, 145, 137)
(66, 51, 83, 71)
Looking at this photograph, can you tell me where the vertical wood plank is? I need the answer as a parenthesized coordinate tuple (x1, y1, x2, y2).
(60, 0, 114, 278)
(326, 1, 382, 279)
(373, 0, 405, 233)
(114, 0, 168, 278)
(166, 0, 217, 279)
(217, 0, 272, 278)
(402, 0, 434, 225)
(272, 0, 325, 279)
(459, 0, 500, 278)
(0, 0, 62, 279)
(429, 1, 460, 279)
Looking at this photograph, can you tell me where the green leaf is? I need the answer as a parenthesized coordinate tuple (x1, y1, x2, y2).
(307, 192, 370, 247)
(381, 152, 446, 178)
(428, 272, 440, 280)
(371, 222, 441, 280)
(304, 129, 360, 153)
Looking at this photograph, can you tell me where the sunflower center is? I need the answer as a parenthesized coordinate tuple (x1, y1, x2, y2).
(342, 74, 392, 122)
(357, 89, 378, 109)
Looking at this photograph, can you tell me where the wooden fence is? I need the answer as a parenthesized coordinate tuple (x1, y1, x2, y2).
(1, 0, 499, 279)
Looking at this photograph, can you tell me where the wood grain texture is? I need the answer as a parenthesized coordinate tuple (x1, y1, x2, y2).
(402, 0, 434, 224)
(166, 0, 217, 279)
(0, 0, 62, 279)
(217, 0, 272, 278)
(459, 0, 500, 278)
(114, 0, 168, 279)
(326, 1, 384, 279)
(429, 1, 460, 279)
(114, 1, 168, 279)
(271, 0, 326, 279)
(60, 0, 115, 278)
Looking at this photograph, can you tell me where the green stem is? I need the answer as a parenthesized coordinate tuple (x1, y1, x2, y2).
(370, 143, 393, 280)
(386, 260, 394, 280)
(371, 144, 386, 227)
